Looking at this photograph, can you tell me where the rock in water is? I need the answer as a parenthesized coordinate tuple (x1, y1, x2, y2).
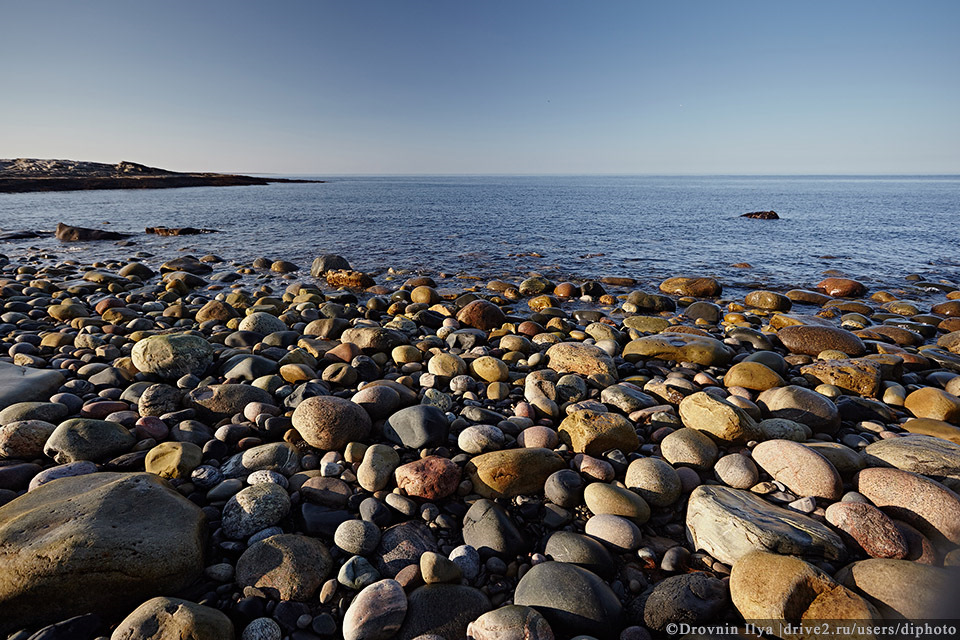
(740, 210, 780, 219)
(55, 222, 130, 241)
(110, 597, 233, 640)
(0, 472, 206, 633)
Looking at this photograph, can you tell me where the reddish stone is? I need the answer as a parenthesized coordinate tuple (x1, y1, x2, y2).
(394, 456, 461, 500)
(824, 501, 908, 559)
(135, 416, 169, 441)
(94, 298, 124, 315)
(326, 342, 364, 364)
(456, 300, 507, 331)
(817, 277, 866, 298)
(80, 400, 129, 419)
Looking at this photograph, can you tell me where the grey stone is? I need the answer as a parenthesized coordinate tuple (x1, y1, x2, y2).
(514, 562, 622, 639)
(685, 485, 846, 566)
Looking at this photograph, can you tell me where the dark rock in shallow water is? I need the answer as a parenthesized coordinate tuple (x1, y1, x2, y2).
(740, 210, 780, 219)
(145, 226, 217, 236)
(55, 222, 130, 241)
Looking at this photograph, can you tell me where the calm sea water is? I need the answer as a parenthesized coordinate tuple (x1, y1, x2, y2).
(1, 175, 958, 297)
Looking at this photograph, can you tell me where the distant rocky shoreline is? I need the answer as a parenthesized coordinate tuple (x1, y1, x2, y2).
(0, 245, 959, 640)
(0, 159, 321, 193)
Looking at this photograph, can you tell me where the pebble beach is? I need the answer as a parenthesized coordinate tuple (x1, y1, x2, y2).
(1, 241, 960, 640)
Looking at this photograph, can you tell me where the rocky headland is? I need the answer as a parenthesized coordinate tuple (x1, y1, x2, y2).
(0, 246, 959, 640)
(0, 159, 321, 193)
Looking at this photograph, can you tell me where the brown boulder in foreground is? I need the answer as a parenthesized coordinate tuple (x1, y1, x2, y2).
(0, 472, 206, 633)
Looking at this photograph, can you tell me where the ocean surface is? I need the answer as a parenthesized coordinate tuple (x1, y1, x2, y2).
(1, 175, 958, 298)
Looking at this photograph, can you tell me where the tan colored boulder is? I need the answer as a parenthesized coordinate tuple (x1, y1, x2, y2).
(678, 392, 761, 443)
(623, 333, 732, 367)
(465, 448, 564, 498)
(111, 597, 233, 640)
(799, 358, 882, 397)
(545, 342, 618, 379)
(145, 441, 203, 479)
(558, 410, 639, 455)
(902, 418, 960, 444)
(730, 551, 877, 623)
(723, 361, 785, 391)
(904, 387, 960, 424)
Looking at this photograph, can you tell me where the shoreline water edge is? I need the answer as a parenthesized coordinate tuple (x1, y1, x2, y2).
(0, 238, 959, 639)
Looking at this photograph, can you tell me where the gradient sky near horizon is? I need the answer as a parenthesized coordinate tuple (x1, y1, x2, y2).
(2, 0, 958, 175)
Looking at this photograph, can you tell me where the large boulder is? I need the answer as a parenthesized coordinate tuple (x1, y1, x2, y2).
(0, 472, 206, 633)
(43, 418, 137, 464)
(685, 485, 846, 565)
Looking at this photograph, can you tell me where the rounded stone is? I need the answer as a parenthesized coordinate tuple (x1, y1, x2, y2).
(394, 455, 461, 500)
(236, 533, 332, 601)
(659, 428, 718, 470)
(145, 441, 203, 479)
(558, 410, 639, 456)
(470, 356, 510, 383)
(0, 420, 57, 459)
(465, 448, 565, 498)
(713, 453, 759, 489)
(722, 361, 785, 391)
(777, 325, 865, 357)
(238, 312, 287, 335)
(342, 579, 408, 640)
(111, 597, 234, 640)
(624, 457, 681, 507)
(467, 605, 555, 640)
(583, 482, 650, 523)
(824, 502, 908, 559)
(854, 467, 960, 544)
(584, 514, 643, 552)
(335, 519, 382, 556)
(514, 561, 622, 638)
(221, 482, 291, 540)
(292, 395, 372, 451)
(0, 473, 205, 633)
(751, 439, 843, 500)
(43, 418, 136, 464)
(131, 333, 214, 380)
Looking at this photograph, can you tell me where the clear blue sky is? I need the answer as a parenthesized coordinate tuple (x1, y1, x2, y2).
(1, 0, 958, 174)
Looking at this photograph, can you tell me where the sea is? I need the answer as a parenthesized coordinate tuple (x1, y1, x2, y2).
(1, 175, 958, 299)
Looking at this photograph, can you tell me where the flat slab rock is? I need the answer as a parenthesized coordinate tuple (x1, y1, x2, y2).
(685, 484, 846, 566)
(0, 362, 65, 411)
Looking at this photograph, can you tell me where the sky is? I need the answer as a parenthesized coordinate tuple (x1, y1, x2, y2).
(1, 0, 958, 174)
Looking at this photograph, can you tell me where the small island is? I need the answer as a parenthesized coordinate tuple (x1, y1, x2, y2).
(0, 158, 321, 193)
